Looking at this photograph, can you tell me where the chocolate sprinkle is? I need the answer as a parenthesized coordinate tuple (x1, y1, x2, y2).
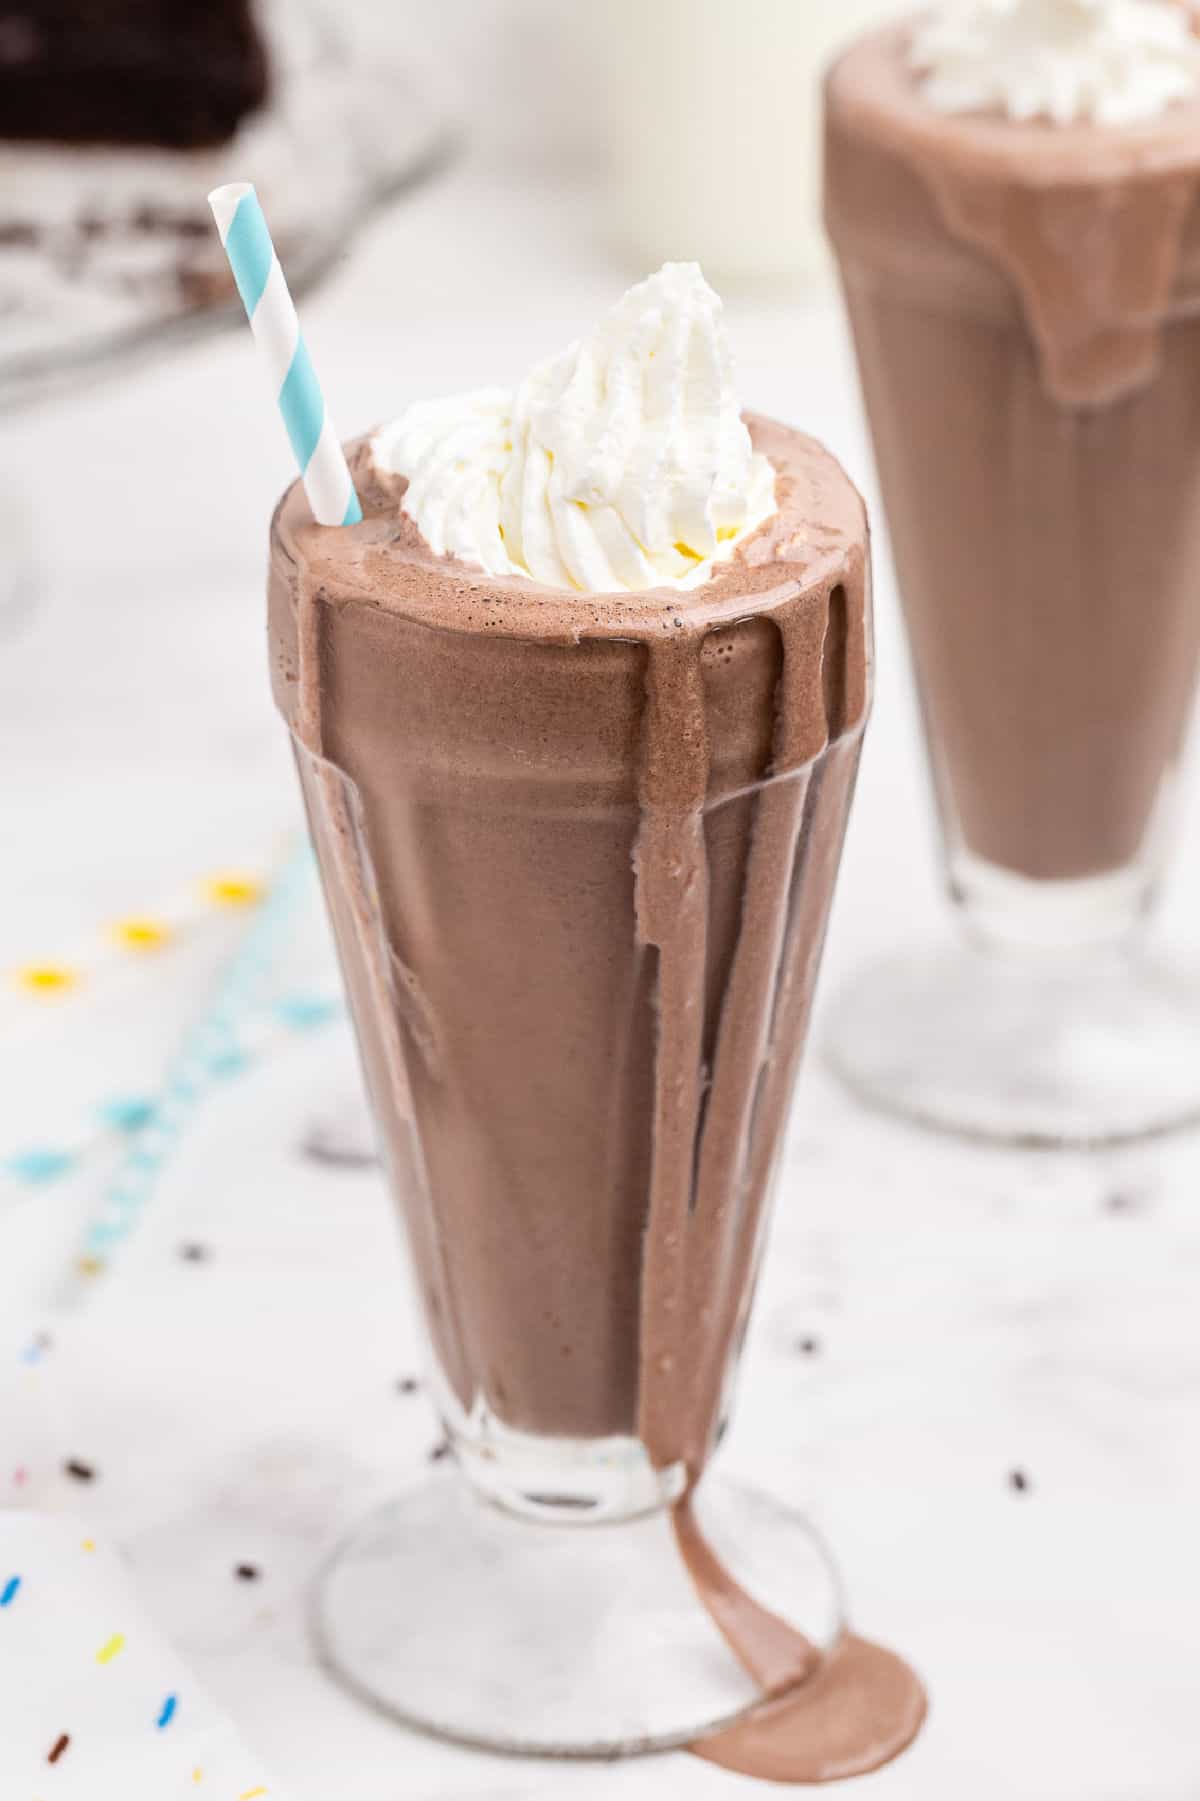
(300, 1121, 378, 1170)
(64, 1459, 95, 1483)
(428, 1439, 451, 1463)
(48, 1734, 70, 1764)
(235, 1563, 261, 1582)
(179, 1242, 210, 1263)
(396, 1377, 420, 1396)
(1104, 1189, 1148, 1217)
(796, 1335, 822, 1357)
(1009, 1469, 1031, 1495)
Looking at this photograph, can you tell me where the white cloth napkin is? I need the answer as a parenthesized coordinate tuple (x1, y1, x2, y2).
(0, 1512, 288, 1800)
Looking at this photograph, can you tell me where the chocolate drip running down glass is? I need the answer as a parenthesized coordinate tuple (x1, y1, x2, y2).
(265, 268, 901, 1757)
(824, 11, 1200, 1147)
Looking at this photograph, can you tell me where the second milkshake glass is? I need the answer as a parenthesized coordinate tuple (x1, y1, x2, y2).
(824, 25, 1200, 1148)
(269, 423, 870, 1755)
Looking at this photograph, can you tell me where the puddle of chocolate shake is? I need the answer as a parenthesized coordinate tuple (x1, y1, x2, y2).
(674, 1498, 927, 1783)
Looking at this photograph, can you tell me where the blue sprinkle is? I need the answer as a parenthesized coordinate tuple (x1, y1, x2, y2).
(275, 995, 339, 1030)
(193, 1020, 233, 1051)
(0, 1577, 20, 1607)
(85, 1220, 128, 1252)
(156, 1693, 177, 1729)
(98, 1096, 157, 1134)
(4, 1148, 76, 1185)
(207, 1046, 250, 1078)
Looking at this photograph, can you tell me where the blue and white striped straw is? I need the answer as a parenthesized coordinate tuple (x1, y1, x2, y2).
(209, 181, 362, 528)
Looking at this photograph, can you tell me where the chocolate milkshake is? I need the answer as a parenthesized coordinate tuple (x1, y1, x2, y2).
(267, 264, 928, 1770)
(270, 403, 868, 1496)
(822, 8, 1200, 1147)
(825, 14, 1200, 902)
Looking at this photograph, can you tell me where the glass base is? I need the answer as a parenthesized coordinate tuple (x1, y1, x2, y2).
(312, 1465, 843, 1758)
(825, 940, 1200, 1149)
(442, 1413, 685, 1523)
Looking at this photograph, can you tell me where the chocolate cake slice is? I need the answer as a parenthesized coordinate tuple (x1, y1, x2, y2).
(0, 0, 269, 148)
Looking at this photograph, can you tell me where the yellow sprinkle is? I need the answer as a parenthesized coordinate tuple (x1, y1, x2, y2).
(14, 963, 79, 995)
(96, 1633, 125, 1664)
(202, 874, 264, 909)
(239, 1789, 268, 1799)
(192, 1770, 203, 1785)
(78, 1256, 106, 1278)
(81, 1538, 95, 1552)
(110, 916, 172, 951)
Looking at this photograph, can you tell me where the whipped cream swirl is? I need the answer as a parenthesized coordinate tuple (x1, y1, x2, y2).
(911, 0, 1200, 126)
(372, 263, 777, 594)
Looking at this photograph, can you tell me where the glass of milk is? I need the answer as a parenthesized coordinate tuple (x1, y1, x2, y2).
(604, 0, 896, 284)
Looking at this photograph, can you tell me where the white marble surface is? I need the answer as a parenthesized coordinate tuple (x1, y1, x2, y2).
(4, 153, 1200, 1798)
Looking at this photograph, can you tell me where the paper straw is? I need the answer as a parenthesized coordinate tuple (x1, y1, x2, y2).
(208, 181, 362, 528)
